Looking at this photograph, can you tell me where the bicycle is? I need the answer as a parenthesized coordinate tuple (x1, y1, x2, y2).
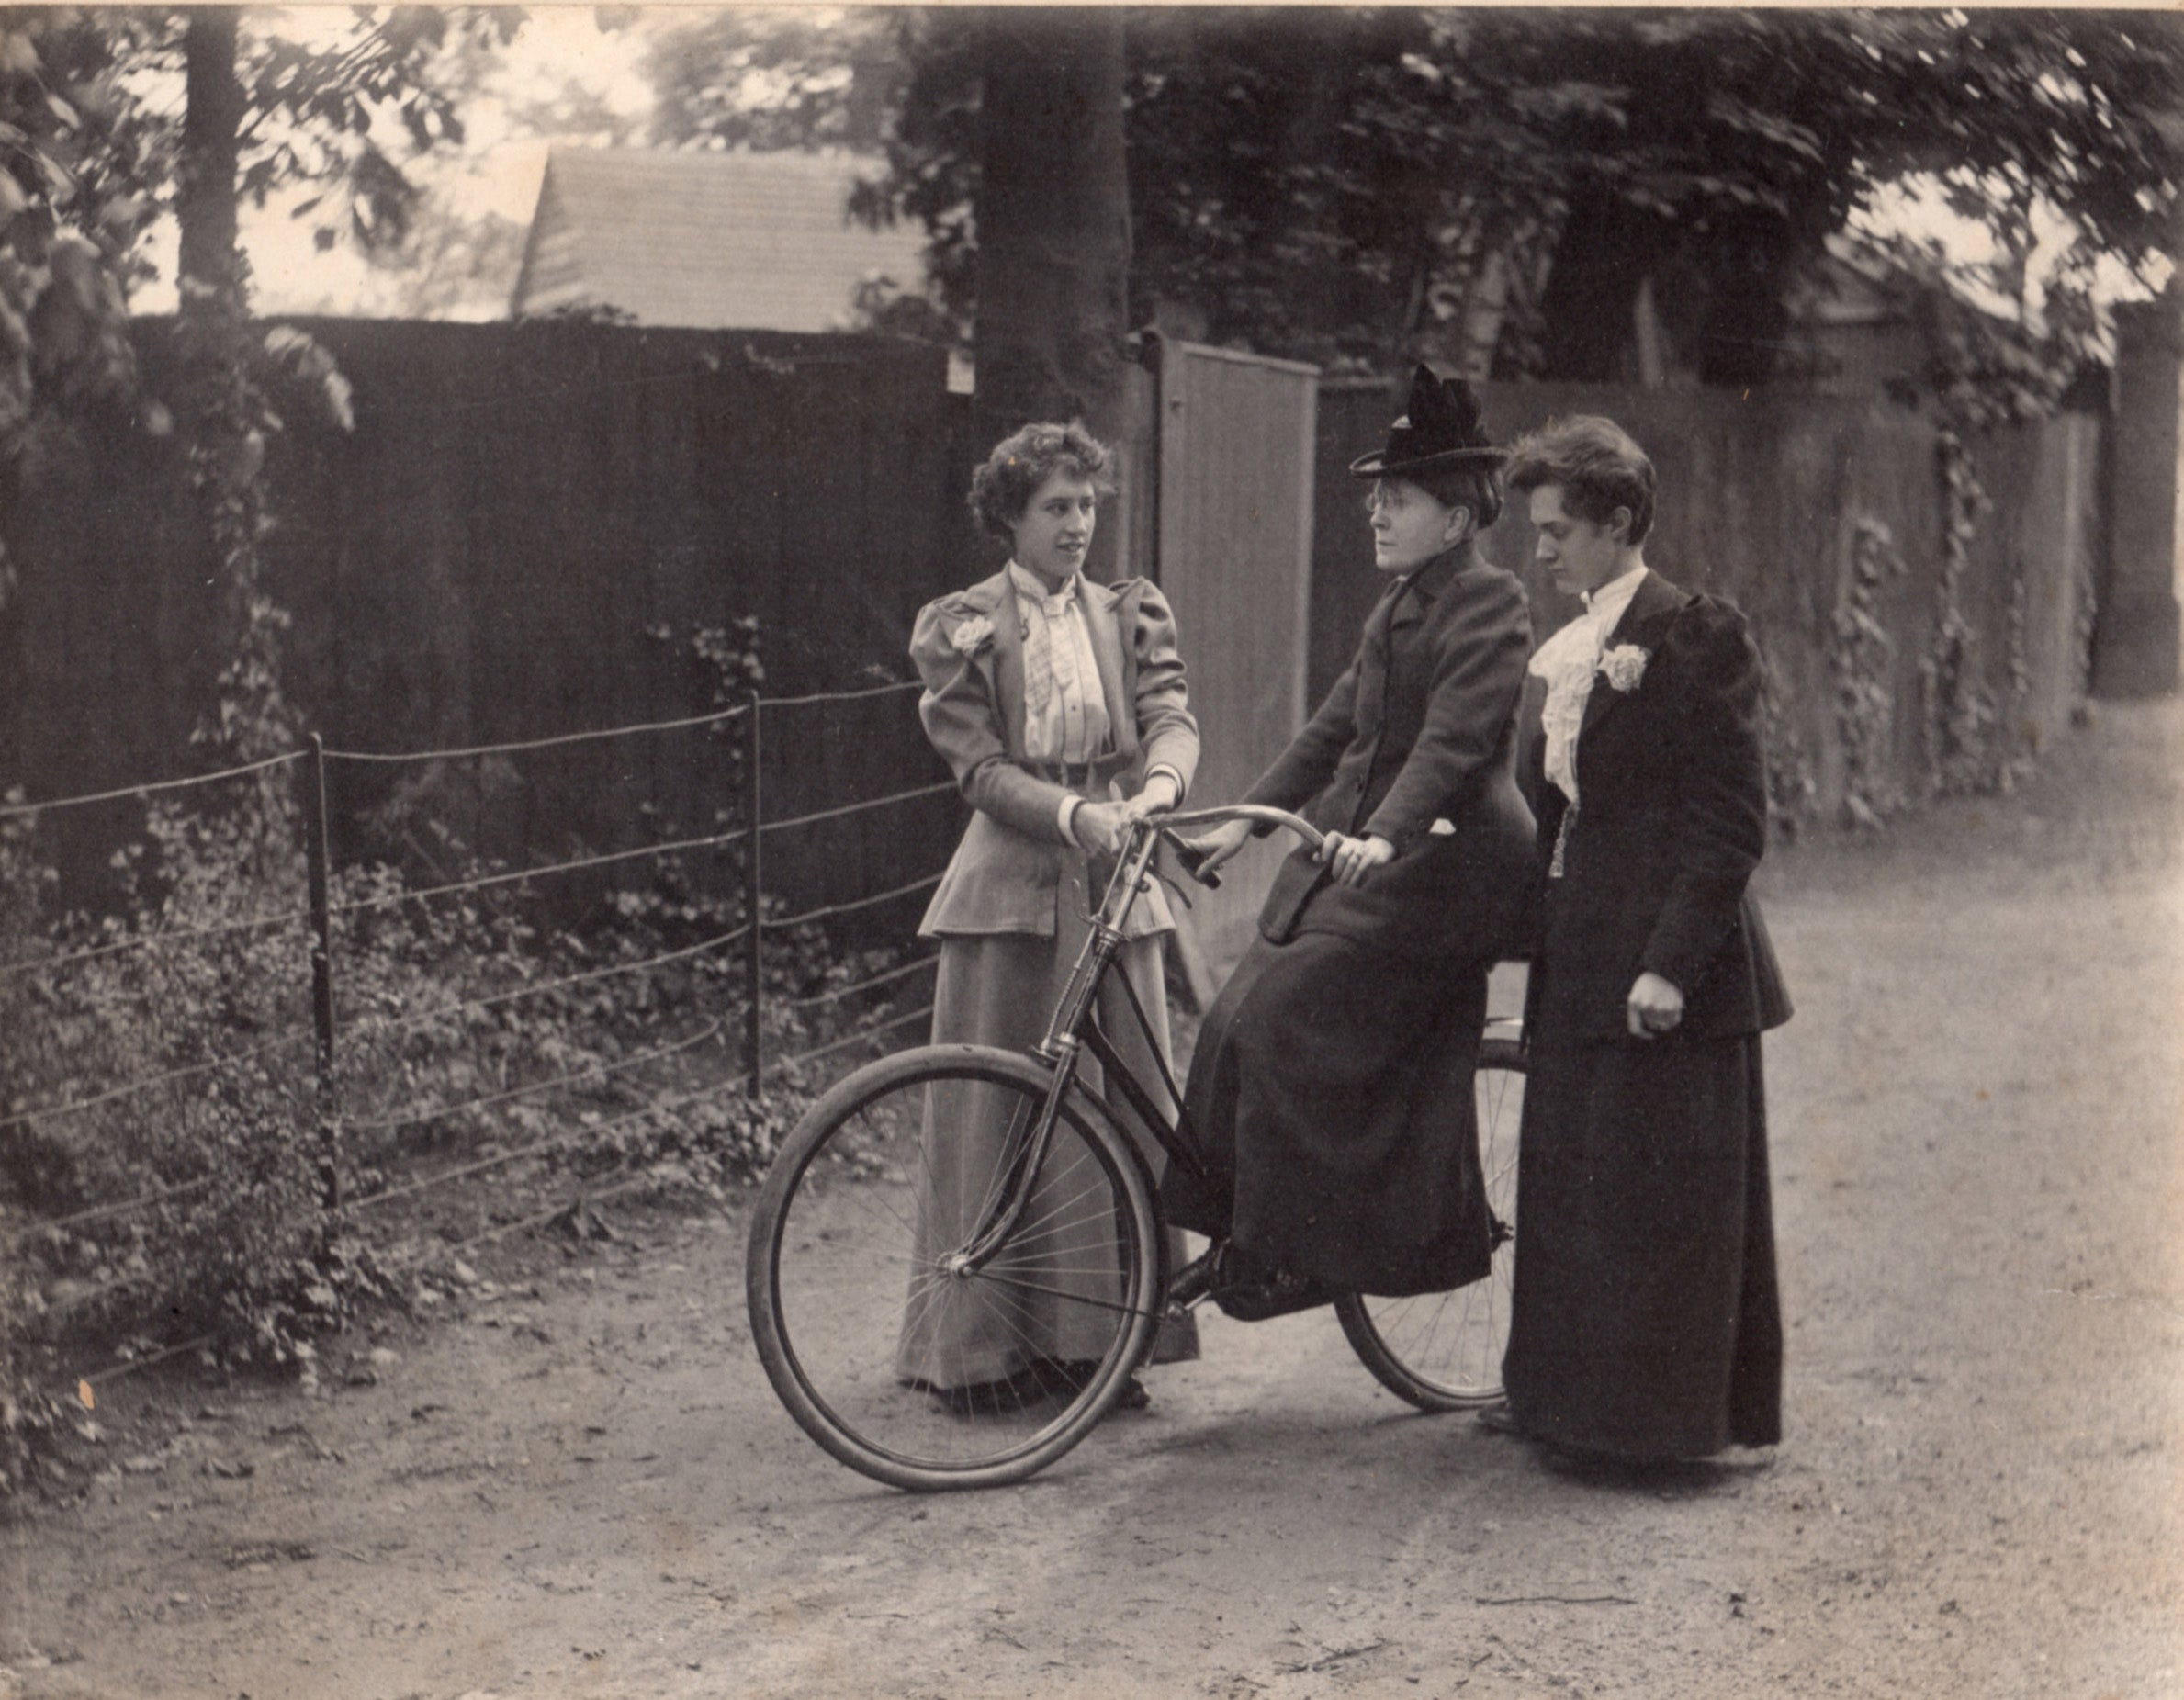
(744, 804, 1525, 1492)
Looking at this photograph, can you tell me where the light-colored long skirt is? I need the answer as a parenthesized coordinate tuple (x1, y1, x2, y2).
(895, 914, 1200, 1390)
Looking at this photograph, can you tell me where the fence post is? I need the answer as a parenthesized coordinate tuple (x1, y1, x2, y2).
(301, 734, 342, 1209)
(744, 689, 764, 1098)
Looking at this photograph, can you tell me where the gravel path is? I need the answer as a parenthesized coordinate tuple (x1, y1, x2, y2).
(6, 700, 2180, 1700)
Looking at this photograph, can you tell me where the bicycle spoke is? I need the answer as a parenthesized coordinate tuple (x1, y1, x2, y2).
(1337, 1047, 1524, 1409)
(753, 1057, 1157, 1482)
(963, 1272, 1152, 1323)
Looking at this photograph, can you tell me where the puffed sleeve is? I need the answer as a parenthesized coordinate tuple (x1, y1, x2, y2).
(910, 596, 1079, 844)
(1639, 595, 1769, 995)
(1127, 580, 1199, 802)
(1362, 567, 1532, 851)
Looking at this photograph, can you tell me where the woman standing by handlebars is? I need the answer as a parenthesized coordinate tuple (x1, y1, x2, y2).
(896, 421, 1201, 1413)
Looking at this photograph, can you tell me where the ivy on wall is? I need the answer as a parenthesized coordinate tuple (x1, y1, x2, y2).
(174, 283, 356, 776)
(2002, 558, 2038, 767)
(1918, 430, 2043, 798)
(1830, 516, 1907, 829)
(1919, 430, 2001, 799)
(1760, 648, 1817, 839)
(2071, 548, 2100, 708)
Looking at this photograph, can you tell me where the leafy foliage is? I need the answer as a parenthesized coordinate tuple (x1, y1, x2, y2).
(1759, 650, 1817, 840)
(0, 12, 159, 452)
(1, 6, 502, 788)
(1, 7, 510, 453)
(0, 786, 332, 1500)
(1919, 428, 2031, 800)
(643, 7, 904, 156)
(1832, 517, 1908, 830)
(652, 9, 2184, 398)
(0, 753, 921, 1497)
(0, 594, 914, 1503)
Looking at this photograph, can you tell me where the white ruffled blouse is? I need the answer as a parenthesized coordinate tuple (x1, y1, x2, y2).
(1007, 561, 1111, 767)
(1526, 566, 1648, 806)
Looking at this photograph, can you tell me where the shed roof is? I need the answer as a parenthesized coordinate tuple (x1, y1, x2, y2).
(509, 147, 927, 332)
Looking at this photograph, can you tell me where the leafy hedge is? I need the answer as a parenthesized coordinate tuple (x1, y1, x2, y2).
(0, 775, 915, 1497)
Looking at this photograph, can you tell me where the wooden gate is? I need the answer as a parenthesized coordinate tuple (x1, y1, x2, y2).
(1152, 339, 1320, 986)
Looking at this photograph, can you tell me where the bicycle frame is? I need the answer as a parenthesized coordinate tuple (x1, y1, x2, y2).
(949, 805, 1320, 1278)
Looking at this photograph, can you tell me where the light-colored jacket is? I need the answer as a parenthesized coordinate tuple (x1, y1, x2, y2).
(914, 569, 1199, 940)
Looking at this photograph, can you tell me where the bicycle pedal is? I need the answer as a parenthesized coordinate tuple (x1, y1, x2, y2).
(1163, 1244, 1228, 1311)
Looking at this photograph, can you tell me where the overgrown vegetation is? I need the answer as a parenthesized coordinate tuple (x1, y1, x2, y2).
(1759, 651, 1818, 840)
(1831, 518, 1908, 831)
(645, 9, 2184, 387)
(1919, 429, 2023, 801)
(0, 744, 918, 1502)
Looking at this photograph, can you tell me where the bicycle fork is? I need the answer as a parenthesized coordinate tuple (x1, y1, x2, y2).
(943, 821, 1166, 1278)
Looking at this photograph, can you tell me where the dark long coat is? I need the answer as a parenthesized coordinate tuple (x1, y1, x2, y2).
(1504, 568, 1791, 1459)
(1164, 542, 1536, 1295)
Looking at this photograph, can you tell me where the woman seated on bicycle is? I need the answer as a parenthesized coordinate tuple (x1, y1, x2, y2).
(898, 420, 1201, 1411)
(1167, 367, 1535, 1316)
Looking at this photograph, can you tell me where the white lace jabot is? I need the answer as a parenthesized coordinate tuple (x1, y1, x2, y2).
(1527, 567, 1647, 805)
(1007, 560, 1110, 766)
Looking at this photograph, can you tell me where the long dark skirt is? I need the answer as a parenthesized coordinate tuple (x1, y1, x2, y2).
(1503, 1030, 1783, 1459)
(895, 926, 1199, 1390)
(1162, 930, 1495, 1297)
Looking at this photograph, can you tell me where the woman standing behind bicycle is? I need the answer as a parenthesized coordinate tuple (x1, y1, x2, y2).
(898, 421, 1200, 1412)
(1168, 367, 1534, 1314)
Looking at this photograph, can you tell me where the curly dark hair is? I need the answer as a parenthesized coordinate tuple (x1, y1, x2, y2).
(1505, 415, 1657, 546)
(967, 421, 1118, 540)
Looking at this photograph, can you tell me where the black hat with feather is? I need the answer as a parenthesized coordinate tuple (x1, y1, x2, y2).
(1347, 364, 1505, 478)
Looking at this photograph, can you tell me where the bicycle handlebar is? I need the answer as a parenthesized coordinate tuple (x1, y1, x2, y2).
(1154, 803, 1323, 849)
(1143, 804, 1323, 889)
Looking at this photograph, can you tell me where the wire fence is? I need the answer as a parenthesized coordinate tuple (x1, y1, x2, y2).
(0, 681, 951, 1259)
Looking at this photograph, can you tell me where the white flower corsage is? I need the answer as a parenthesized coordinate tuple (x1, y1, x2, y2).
(1598, 643, 1650, 692)
(947, 613, 996, 657)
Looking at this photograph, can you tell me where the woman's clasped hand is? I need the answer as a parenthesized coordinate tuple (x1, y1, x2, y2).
(1075, 771, 1181, 856)
(1315, 830, 1395, 887)
(1066, 798, 1134, 858)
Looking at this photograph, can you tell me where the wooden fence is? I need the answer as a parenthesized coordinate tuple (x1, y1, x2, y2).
(1, 320, 981, 915)
(2, 322, 2110, 923)
(1314, 378, 2101, 826)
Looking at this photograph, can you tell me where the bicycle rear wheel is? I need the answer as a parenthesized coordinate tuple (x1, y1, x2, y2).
(745, 1044, 1161, 1491)
(1335, 1034, 1525, 1410)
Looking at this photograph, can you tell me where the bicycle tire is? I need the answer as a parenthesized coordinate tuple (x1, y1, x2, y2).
(1334, 1034, 1526, 1411)
(746, 1042, 1163, 1491)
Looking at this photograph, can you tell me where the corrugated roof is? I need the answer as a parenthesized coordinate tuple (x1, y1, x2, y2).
(509, 147, 929, 333)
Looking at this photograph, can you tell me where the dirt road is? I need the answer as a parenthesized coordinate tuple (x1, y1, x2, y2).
(6, 701, 2180, 1700)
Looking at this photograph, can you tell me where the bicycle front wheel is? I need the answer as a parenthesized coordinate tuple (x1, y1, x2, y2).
(745, 1044, 1162, 1491)
(1335, 1034, 1525, 1410)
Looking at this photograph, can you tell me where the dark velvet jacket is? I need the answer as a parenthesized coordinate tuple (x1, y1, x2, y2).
(1522, 569, 1794, 1044)
(1245, 541, 1536, 964)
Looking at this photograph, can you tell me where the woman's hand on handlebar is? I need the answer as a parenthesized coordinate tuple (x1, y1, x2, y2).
(1319, 830, 1394, 887)
(1120, 772, 1181, 823)
(1069, 799, 1132, 860)
(1175, 816, 1254, 879)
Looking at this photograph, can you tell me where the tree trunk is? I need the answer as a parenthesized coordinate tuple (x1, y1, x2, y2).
(1528, 187, 1806, 389)
(970, 9, 1131, 451)
(178, 7, 244, 295)
(176, 6, 293, 763)
(1526, 191, 1660, 384)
